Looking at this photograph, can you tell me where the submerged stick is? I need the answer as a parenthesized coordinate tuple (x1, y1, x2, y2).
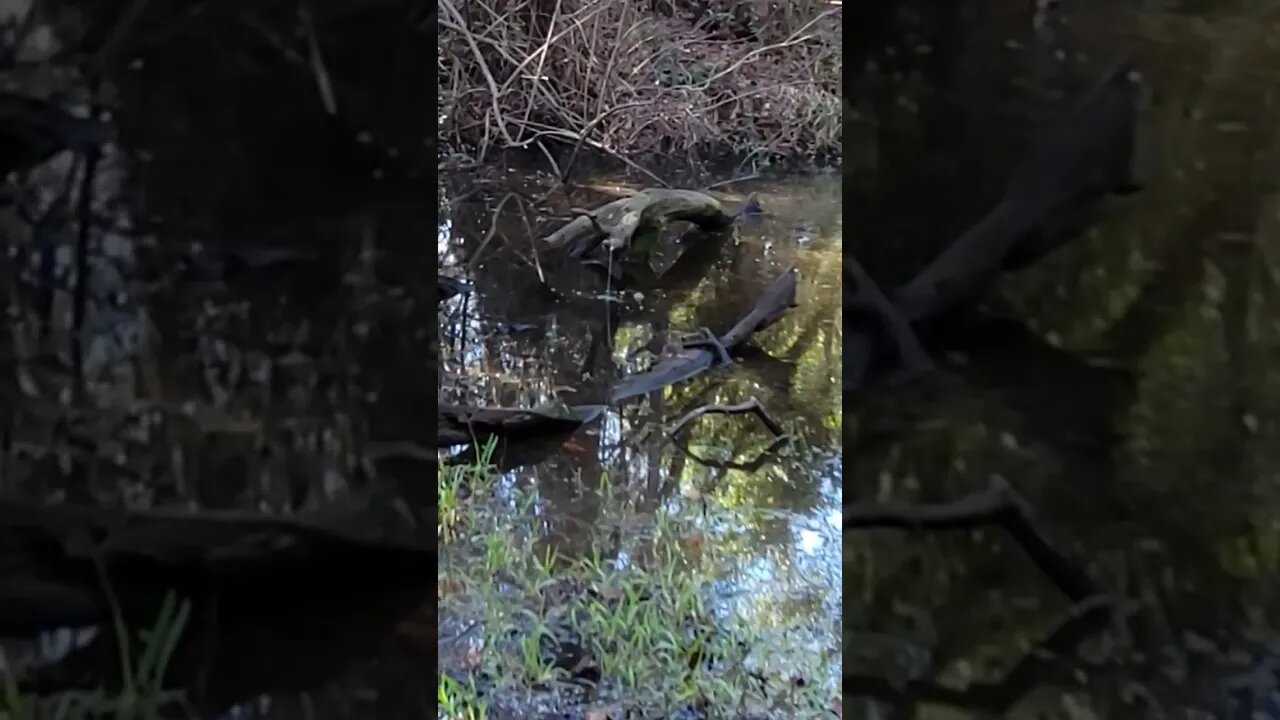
(611, 267, 798, 403)
(672, 434, 791, 472)
(666, 397, 786, 438)
(717, 265, 799, 348)
(845, 476, 1095, 602)
(846, 255, 932, 389)
(71, 147, 100, 401)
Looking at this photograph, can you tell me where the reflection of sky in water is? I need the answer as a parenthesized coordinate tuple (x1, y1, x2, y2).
(686, 450, 844, 681)
(438, 218, 457, 265)
(439, 173, 843, 691)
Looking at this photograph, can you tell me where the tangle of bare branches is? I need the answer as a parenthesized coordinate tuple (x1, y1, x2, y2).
(438, 0, 841, 166)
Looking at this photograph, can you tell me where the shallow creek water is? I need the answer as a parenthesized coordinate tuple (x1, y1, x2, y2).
(847, 1, 1280, 717)
(437, 169, 843, 717)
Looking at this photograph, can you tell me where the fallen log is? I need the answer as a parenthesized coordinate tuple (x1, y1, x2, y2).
(848, 57, 1141, 393)
(542, 189, 735, 258)
(611, 267, 797, 403)
(891, 56, 1139, 325)
(437, 403, 606, 448)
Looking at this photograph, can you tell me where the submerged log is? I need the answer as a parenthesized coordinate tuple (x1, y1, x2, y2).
(0, 499, 432, 636)
(543, 189, 734, 258)
(612, 267, 798, 402)
(848, 57, 1141, 393)
(437, 403, 606, 447)
(891, 57, 1139, 325)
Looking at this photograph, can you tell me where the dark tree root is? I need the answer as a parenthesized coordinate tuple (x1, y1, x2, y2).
(846, 477, 1111, 714)
(666, 396, 786, 439)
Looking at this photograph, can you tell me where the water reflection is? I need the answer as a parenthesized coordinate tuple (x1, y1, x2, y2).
(849, 1, 1280, 717)
(0, 2, 432, 716)
(438, 170, 843, 712)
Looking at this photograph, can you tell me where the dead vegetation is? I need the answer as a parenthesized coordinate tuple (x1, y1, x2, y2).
(437, 0, 842, 166)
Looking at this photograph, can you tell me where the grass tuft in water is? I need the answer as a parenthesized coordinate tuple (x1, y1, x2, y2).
(1, 592, 191, 719)
(437, 444, 838, 719)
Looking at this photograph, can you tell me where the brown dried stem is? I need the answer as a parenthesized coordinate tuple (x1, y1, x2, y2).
(438, 0, 841, 165)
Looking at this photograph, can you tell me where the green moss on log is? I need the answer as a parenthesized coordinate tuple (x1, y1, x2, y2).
(543, 189, 734, 258)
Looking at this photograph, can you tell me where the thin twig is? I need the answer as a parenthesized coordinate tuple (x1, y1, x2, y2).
(672, 433, 791, 472)
(702, 173, 760, 191)
(513, 121, 670, 187)
(71, 147, 100, 402)
(666, 397, 786, 439)
(440, 0, 518, 147)
(299, 1, 338, 115)
(510, 196, 547, 285)
(89, 0, 153, 76)
(534, 140, 562, 181)
(466, 192, 517, 269)
(847, 254, 932, 376)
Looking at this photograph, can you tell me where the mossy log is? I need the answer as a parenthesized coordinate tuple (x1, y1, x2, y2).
(543, 189, 734, 258)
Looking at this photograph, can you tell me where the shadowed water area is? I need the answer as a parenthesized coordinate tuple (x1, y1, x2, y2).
(437, 169, 842, 717)
(848, 1, 1280, 718)
(0, 2, 435, 718)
